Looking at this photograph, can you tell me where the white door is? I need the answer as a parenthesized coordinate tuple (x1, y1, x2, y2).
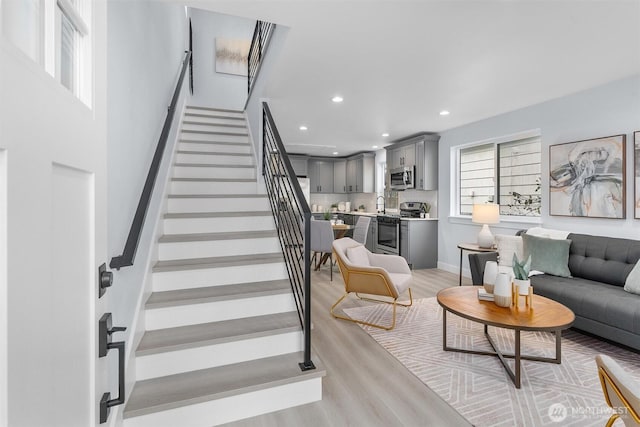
(0, 1, 108, 426)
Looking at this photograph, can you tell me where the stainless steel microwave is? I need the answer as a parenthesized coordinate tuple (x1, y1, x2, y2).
(389, 166, 415, 190)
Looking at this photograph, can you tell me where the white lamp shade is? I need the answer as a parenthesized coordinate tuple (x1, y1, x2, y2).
(472, 204, 500, 224)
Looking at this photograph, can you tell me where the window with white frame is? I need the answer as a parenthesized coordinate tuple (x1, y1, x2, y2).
(455, 131, 541, 217)
(56, 0, 89, 100)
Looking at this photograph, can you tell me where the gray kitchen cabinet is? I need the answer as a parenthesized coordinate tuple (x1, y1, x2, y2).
(399, 219, 438, 269)
(333, 160, 347, 193)
(346, 153, 375, 193)
(308, 159, 334, 193)
(386, 133, 439, 190)
(288, 155, 309, 177)
(414, 134, 439, 190)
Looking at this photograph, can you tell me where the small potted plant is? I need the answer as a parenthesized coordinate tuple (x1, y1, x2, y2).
(512, 253, 532, 295)
(323, 210, 331, 221)
(358, 204, 366, 212)
(421, 203, 431, 218)
(331, 203, 338, 213)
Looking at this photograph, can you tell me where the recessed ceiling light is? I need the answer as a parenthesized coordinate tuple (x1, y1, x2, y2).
(332, 151, 339, 155)
(381, 133, 389, 137)
(372, 145, 379, 149)
(331, 95, 344, 103)
(439, 110, 450, 116)
(299, 125, 308, 131)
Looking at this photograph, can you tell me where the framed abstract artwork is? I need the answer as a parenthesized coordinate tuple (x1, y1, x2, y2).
(549, 134, 626, 218)
(635, 131, 640, 218)
(215, 38, 250, 76)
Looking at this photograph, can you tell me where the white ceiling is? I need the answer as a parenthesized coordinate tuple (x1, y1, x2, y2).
(184, 0, 640, 157)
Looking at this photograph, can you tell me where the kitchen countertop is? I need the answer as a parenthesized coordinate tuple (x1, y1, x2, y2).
(311, 211, 438, 220)
(400, 217, 438, 221)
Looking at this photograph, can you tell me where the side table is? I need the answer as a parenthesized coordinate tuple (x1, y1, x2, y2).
(457, 242, 497, 286)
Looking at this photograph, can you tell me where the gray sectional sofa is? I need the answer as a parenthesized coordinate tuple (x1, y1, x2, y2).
(469, 232, 640, 352)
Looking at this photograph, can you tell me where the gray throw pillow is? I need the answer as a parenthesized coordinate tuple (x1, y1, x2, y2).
(624, 261, 640, 295)
(522, 234, 572, 278)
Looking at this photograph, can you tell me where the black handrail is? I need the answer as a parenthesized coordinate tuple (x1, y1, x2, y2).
(262, 102, 315, 371)
(247, 20, 275, 98)
(110, 51, 192, 270)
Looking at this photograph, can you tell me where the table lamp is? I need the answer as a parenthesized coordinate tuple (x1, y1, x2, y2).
(472, 203, 499, 248)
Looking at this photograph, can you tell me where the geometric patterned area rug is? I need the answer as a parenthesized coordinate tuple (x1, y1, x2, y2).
(343, 298, 640, 427)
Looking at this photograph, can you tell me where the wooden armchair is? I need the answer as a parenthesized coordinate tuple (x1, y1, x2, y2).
(331, 237, 413, 330)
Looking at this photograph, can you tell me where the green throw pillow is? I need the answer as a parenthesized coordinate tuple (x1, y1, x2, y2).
(522, 234, 572, 278)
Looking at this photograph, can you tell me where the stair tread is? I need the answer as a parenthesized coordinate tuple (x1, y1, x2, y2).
(182, 121, 246, 128)
(184, 112, 245, 121)
(167, 194, 266, 199)
(177, 150, 252, 157)
(153, 253, 284, 272)
(186, 106, 243, 114)
(179, 139, 249, 146)
(164, 211, 271, 219)
(159, 230, 277, 243)
(146, 279, 291, 308)
(137, 310, 299, 356)
(181, 130, 248, 136)
(124, 352, 325, 419)
(174, 163, 254, 168)
(171, 177, 256, 182)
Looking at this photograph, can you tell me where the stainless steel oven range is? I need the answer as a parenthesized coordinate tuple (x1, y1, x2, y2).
(376, 214, 401, 254)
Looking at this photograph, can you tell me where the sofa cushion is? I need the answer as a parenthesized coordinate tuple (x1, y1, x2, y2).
(523, 234, 572, 277)
(567, 233, 640, 287)
(495, 234, 523, 267)
(624, 260, 640, 295)
(531, 274, 640, 335)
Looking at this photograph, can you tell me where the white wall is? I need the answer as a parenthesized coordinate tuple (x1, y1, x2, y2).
(107, 0, 187, 374)
(188, 8, 255, 110)
(438, 74, 640, 276)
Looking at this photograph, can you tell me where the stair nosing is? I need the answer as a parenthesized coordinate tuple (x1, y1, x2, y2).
(164, 211, 271, 219)
(158, 230, 277, 243)
(186, 106, 244, 114)
(179, 139, 250, 146)
(167, 194, 266, 199)
(136, 311, 299, 356)
(182, 121, 246, 129)
(180, 130, 248, 136)
(174, 163, 254, 168)
(171, 177, 256, 182)
(184, 113, 245, 121)
(176, 150, 252, 157)
(153, 252, 284, 272)
(123, 352, 325, 419)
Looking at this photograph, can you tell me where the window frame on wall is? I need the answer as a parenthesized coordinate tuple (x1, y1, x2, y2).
(55, 0, 90, 103)
(451, 129, 543, 219)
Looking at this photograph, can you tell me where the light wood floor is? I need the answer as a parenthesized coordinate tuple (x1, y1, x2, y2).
(223, 267, 471, 427)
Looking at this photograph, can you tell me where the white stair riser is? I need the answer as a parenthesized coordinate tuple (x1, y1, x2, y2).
(136, 331, 303, 381)
(163, 216, 274, 234)
(179, 132, 249, 144)
(170, 180, 257, 195)
(152, 262, 288, 292)
(183, 116, 245, 126)
(182, 124, 247, 134)
(167, 197, 269, 213)
(175, 153, 253, 166)
(185, 108, 244, 120)
(172, 166, 255, 180)
(123, 378, 322, 427)
(145, 294, 296, 330)
(179, 142, 251, 154)
(158, 237, 281, 261)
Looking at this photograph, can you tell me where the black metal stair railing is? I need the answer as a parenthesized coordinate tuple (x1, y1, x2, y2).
(247, 20, 275, 97)
(262, 102, 315, 372)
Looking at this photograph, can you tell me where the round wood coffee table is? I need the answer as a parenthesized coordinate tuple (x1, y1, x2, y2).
(436, 286, 575, 388)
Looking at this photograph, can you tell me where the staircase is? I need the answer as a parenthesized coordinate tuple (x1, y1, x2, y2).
(123, 106, 324, 427)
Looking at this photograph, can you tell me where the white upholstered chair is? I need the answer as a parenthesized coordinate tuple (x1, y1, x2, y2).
(596, 354, 640, 427)
(331, 237, 412, 330)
